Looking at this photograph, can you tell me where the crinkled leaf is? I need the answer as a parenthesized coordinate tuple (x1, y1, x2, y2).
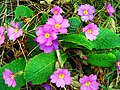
(68, 17, 81, 33)
(86, 53, 117, 67)
(0, 58, 26, 90)
(91, 28, 120, 49)
(24, 51, 56, 84)
(59, 34, 92, 50)
(15, 5, 34, 21)
(40, 12, 48, 25)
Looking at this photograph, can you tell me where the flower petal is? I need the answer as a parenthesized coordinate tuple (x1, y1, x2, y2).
(43, 24, 52, 33)
(43, 46, 53, 53)
(0, 26, 4, 34)
(7, 27, 14, 36)
(64, 77, 72, 85)
(11, 21, 16, 27)
(5, 78, 13, 87)
(85, 33, 96, 41)
(50, 74, 58, 83)
(15, 22, 20, 28)
(45, 38, 52, 46)
(52, 40, 59, 50)
(81, 16, 89, 22)
(59, 28, 67, 34)
(79, 75, 89, 84)
(36, 26, 44, 36)
(12, 80, 16, 87)
(16, 28, 23, 38)
(56, 79, 65, 88)
(89, 74, 97, 81)
(90, 81, 100, 90)
(60, 19, 70, 28)
(53, 15, 63, 24)
(9, 34, 16, 41)
(36, 36, 47, 44)
(51, 32, 57, 40)
(0, 35, 5, 45)
(46, 18, 55, 25)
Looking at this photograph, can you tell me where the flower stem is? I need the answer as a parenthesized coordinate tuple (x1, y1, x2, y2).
(115, 71, 120, 87)
(15, 70, 24, 77)
(56, 50, 63, 68)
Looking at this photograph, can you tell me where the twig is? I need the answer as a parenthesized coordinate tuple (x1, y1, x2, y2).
(27, 45, 39, 56)
(18, 40, 27, 62)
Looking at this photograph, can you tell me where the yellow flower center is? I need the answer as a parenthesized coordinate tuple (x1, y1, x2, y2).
(14, 29, 18, 33)
(87, 29, 92, 34)
(84, 10, 88, 15)
(0, 35, 2, 39)
(44, 33, 50, 38)
(118, 62, 120, 66)
(59, 74, 64, 79)
(55, 24, 61, 29)
(10, 74, 15, 80)
(54, 10, 58, 14)
(86, 81, 91, 86)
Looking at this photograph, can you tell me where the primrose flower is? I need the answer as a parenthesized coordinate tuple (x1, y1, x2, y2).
(0, 26, 5, 46)
(106, 3, 115, 17)
(36, 24, 57, 46)
(40, 83, 51, 90)
(79, 74, 100, 90)
(51, 6, 63, 15)
(83, 23, 99, 41)
(2, 69, 16, 87)
(7, 21, 23, 41)
(39, 40, 58, 53)
(50, 68, 72, 88)
(78, 4, 95, 22)
(83, 56, 88, 60)
(116, 60, 120, 70)
(28, 81, 34, 87)
(46, 15, 70, 34)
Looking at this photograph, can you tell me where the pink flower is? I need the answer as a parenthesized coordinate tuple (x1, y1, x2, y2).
(36, 24, 57, 46)
(78, 4, 95, 22)
(46, 15, 70, 34)
(79, 74, 100, 90)
(83, 23, 99, 41)
(116, 60, 120, 70)
(39, 40, 58, 53)
(50, 68, 72, 88)
(0, 26, 5, 46)
(106, 3, 115, 17)
(83, 56, 88, 60)
(7, 21, 23, 41)
(2, 69, 16, 87)
(51, 6, 63, 15)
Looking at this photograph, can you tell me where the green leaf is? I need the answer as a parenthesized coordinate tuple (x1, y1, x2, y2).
(59, 34, 92, 50)
(40, 12, 48, 25)
(68, 17, 81, 32)
(61, 42, 79, 49)
(0, 58, 26, 90)
(86, 53, 117, 67)
(24, 51, 56, 84)
(14, 5, 34, 21)
(111, 50, 120, 60)
(92, 28, 120, 49)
